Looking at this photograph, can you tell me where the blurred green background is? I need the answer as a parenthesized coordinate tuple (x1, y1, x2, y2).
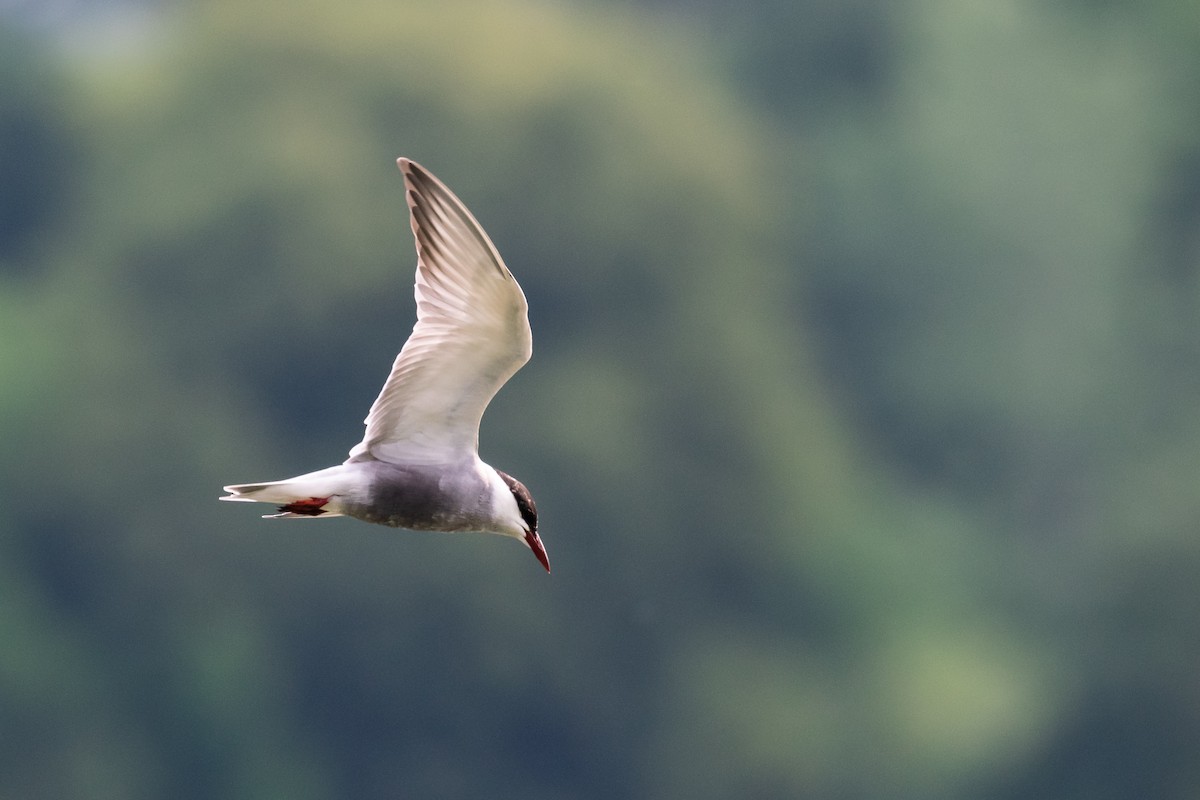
(2, 0, 1199, 797)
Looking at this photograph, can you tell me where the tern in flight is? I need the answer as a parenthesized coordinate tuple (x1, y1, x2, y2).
(221, 158, 547, 572)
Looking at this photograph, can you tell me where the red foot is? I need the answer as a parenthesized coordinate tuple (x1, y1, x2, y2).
(278, 496, 331, 516)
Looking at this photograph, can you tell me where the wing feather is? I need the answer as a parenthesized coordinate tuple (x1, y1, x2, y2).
(347, 158, 531, 465)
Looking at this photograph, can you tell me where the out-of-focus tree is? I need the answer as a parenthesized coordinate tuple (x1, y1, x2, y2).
(4, 0, 1200, 797)
(0, 25, 78, 272)
(691, 0, 1200, 797)
(608, 0, 1200, 796)
(1, 0, 957, 797)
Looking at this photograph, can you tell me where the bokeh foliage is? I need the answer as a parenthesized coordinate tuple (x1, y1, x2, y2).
(1, 0, 1198, 797)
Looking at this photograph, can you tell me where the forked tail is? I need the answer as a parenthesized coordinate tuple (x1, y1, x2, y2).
(220, 465, 356, 519)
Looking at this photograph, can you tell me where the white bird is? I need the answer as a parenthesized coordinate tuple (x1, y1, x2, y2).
(221, 158, 548, 572)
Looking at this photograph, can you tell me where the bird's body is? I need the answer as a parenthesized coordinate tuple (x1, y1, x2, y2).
(221, 158, 548, 572)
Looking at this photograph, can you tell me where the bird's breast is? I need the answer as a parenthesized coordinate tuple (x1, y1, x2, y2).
(348, 463, 490, 532)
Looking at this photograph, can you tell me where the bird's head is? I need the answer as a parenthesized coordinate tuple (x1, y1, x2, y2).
(495, 469, 548, 573)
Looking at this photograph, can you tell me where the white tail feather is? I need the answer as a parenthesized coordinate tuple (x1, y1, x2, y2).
(219, 464, 363, 517)
(261, 511, 345, 519)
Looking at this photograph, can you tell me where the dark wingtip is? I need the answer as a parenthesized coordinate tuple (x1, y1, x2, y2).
(397, 156, 426, 181)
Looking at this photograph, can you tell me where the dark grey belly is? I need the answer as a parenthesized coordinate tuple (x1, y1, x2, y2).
(347, 463, 489, 532)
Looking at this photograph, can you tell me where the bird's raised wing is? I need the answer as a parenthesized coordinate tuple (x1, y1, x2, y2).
(347, 158, 531, 465)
